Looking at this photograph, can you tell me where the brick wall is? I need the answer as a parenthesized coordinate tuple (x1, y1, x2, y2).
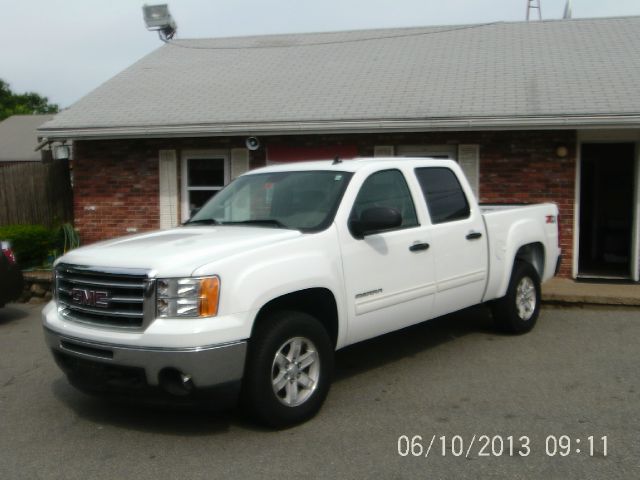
(73, 140, 160, 245)
(73, 137, 248, 244)
(476, 131, 575, 278)
(73, 130, 576, 276)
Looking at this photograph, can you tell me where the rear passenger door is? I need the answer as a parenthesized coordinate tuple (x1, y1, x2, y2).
(414, 167, 488, 318)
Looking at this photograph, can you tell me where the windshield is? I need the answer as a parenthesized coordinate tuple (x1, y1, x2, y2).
(186, 170, 353, 232)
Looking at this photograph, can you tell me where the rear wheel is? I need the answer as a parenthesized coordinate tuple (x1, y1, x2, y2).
(242, 311, 333, 428)
(491, 261, 541, 334)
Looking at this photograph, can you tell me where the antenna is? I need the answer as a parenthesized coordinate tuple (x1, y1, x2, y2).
(563, 0, 572, 19)
(526, 0, 542, 21)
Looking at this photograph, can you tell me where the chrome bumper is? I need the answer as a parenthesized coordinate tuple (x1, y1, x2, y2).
(44, 327, 247, 389)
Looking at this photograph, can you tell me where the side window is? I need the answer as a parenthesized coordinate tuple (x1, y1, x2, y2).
(351, 169, 418, 229)
(415, 167, 470, 224)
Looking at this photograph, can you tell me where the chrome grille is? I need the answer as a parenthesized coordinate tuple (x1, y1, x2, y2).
(55, 264, 155, 330)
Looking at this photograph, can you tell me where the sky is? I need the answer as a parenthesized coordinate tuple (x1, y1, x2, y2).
(1, 0, 639, 109)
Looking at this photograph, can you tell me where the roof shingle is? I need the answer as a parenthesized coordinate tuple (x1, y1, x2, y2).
(40, 16, 640, 137)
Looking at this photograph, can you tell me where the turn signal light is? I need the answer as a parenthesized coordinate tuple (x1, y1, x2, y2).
(199, 277, 220, 317)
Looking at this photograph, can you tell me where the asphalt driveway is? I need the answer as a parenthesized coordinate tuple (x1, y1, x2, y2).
(0, 303, 638, 479)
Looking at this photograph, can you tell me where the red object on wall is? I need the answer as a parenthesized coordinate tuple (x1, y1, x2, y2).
(267, 145, 358, 163)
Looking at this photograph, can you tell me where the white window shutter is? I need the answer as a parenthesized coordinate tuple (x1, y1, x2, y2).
(374, 145, 394, 157)
(458, 144, 480, 199)
(231, 148, 250, 179)
(158, 150, 178, 229)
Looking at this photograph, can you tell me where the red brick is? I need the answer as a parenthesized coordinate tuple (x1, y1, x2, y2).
(74, 131, 576, 277)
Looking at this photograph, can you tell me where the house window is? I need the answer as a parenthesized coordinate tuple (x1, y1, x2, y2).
(181, 151, 229, 220)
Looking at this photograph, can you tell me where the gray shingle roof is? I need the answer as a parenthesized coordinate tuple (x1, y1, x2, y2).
(0, 114, 54, 161)
(40, 16, 640, 138)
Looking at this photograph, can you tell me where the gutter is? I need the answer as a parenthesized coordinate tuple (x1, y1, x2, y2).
(37, 114, 640, 140)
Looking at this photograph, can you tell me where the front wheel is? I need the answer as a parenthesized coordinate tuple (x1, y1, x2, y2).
(242, 311, 333, 428)
(491, 261, 541, 334)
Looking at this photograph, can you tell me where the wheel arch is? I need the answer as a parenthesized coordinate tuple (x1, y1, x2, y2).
(514, 242, 545, 279)
(491, 215, 547, 299)
(251, 288, 339, 348)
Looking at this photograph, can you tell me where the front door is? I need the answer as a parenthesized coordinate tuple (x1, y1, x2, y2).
(578, 143, 635, 279)
(339, 168, 436, 345)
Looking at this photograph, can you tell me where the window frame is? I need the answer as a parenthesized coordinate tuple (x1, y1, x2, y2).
(349, 168, 420, 238)
(180, 150, 230, 221)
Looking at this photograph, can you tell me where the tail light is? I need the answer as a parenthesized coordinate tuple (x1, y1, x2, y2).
(1, 241, 16, 264)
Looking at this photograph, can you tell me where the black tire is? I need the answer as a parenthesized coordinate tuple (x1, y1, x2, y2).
(242, 310, 334, 428)
(491, 261, 541, 334)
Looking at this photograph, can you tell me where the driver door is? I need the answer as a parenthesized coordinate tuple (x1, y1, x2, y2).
(338, 169, 436, 345)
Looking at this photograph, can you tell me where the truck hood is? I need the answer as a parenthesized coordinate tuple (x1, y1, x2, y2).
(58, 226, 302, 277)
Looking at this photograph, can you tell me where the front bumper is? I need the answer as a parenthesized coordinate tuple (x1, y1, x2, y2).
(44, 326, 247, 403)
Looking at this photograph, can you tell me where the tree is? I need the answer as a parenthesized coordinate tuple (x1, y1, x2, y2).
(0, 79, 58, 121)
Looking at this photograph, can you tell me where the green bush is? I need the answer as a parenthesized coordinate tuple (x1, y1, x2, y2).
(0, 224, 59, 268)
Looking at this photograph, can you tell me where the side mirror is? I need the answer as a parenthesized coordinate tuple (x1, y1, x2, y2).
(349, 206, 402, 238)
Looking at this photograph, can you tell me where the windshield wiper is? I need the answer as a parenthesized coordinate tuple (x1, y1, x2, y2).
(221, 219, 290, 229)
(183, 218, 219, 226)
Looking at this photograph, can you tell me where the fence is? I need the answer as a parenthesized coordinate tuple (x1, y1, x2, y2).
(0, 161, 73, 227)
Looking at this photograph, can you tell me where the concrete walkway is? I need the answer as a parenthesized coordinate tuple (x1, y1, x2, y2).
(542, 277, 640, 306)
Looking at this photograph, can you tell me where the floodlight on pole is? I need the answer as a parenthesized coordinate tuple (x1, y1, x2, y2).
(143, 4, 177, 41)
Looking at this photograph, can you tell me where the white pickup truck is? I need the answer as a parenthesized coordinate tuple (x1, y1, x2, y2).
(43, 158, 560, 427)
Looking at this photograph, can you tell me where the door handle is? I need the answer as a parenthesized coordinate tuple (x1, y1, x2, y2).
(409, 242, 430, 252)
(466, 231, 483, 240)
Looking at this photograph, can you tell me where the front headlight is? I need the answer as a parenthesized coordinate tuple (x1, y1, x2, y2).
(156, 276, 220, 318)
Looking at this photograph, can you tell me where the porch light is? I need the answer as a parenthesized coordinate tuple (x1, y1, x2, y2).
(142, 4, 177, 40)
(53, 144, 71, 161)
(555, 145, 568, 158)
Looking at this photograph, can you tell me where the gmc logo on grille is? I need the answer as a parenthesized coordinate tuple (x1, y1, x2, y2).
(70, 288, 110, 308)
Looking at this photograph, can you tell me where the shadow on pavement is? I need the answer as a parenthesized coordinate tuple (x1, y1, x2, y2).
(0, 304, 31, 325)
(50, 377, 266, 435)
(334, 305, 496, 382)
(50, 305, 497, 435)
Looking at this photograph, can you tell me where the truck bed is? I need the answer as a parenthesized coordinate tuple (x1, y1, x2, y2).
(480, 203, 560, 302)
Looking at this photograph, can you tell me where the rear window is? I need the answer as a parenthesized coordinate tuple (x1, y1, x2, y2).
(414, 167, 470, 224)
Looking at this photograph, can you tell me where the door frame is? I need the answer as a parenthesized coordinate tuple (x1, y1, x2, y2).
(574, 131, 640, 281)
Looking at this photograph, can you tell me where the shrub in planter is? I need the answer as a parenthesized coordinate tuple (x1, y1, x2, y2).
(0, 225, 57, 268)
